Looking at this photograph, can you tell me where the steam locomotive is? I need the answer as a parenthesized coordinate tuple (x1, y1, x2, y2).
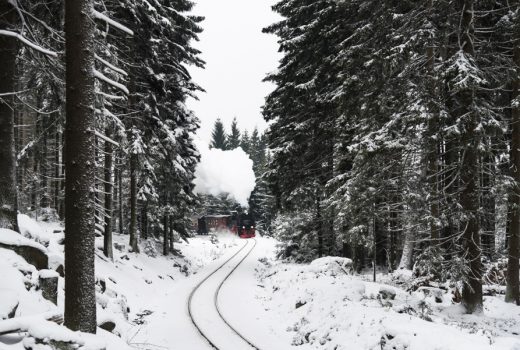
(197, 212, 256, 238)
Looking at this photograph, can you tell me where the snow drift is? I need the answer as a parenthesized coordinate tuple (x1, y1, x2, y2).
(194, 139, 256, 207)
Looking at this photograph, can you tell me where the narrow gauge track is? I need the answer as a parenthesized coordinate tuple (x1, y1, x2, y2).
(188, 238, 262, 350)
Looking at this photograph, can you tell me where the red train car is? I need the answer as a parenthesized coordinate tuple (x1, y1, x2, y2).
(197, 212, 255, 238)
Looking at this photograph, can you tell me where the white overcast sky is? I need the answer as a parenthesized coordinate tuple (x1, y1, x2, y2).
(187, 0, 282, 143)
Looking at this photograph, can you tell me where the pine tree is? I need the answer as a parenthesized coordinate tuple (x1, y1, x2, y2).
(64, 0, 97, 333)
(0, 0, 19, 232)
(506, 2, 520, 305)
(227, 117, 241, 149)
(241, 130, 251, 154)
(210, 118, 228, 150)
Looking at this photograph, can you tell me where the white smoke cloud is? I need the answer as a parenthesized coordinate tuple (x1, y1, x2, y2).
(194, 139, 256, 207)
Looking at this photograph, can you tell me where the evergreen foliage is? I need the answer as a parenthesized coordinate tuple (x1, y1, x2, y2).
(210, 118, 228, 150)
(263, 0, 520, 312)
(227, 117, 241, 149)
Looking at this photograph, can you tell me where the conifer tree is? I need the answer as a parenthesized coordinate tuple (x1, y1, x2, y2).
(210, 118, 228, 150)
(64, 0, 97, 333)
(228, 117, 241, 149)
(0, 0, 19, 232)
(506, 1, 520, 305)
(241, 130, 251, 154)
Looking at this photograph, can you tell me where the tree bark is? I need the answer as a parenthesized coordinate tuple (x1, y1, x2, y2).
(163, 213, 169, 256)
(0, 1, 19, 232)
(316, 192, 323, 258)
(426, 0, 440, 243)
(64, 0, 97, 333)
(129, 152, 139, 252)
(117, 156, 124, 234)
(398, 229, 414, 270)
(506, 38, 520, 305)
(457, 0, 483, 313)
(169, 215, 174, 252)
(481, 152, 495, 260)
(103, 128, 114, 260)
(54, 122, 62, 217)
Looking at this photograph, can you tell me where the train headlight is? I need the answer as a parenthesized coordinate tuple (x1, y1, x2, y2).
(251, 226, 254, 229)
(242, 226, 245, 229)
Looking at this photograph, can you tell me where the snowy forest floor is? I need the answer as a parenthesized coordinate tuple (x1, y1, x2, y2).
(1, 217, 520, 350)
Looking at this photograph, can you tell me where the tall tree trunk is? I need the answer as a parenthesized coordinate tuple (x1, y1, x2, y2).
(0, 0, 19, 232)
(54, 122, 62, 217)
(506, 37, 520, 305)
(129, 152, 139, 252)
(481, 152, 495, 260)
(64, 0, 97, 333)
(458, 0, 483, 313)
(316, 192, 323, 258)
(141, 204, 148, 240)
(117, 157, 124, 234)
(103, 129, 114, 260)
(169, 216, 174, 252)
(426, 0, 440, 244)
(398, 229, 414, 270)
(59, 129, 66, 219)
(163, 213, 169, 256)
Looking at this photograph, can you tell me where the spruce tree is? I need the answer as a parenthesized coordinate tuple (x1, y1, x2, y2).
(506, 1, 520, 305)
(64, 0, 97, 333)
(210, 118, 228, 150)
(0, 0, 19, 232)
(227, 117, 241, 149)
(241, 130, 251, 154)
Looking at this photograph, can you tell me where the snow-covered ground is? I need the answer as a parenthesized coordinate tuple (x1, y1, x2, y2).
(2, 217, 520, 350)
(252, 245, 520, 350)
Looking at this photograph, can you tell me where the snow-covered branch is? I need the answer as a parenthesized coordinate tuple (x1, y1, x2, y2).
(97, 91, 125, 101)
(93, 69, 129, 95)
(93, 129, 120, 147)
(95, 54, 128, 76)
(92, 10, 134, 36)
(0, 30, 57, 57)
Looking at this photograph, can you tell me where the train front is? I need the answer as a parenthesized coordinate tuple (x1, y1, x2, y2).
(237, 213, 255, 238)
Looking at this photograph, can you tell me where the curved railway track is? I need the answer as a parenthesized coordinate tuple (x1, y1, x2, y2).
(188, 238, 262, 350)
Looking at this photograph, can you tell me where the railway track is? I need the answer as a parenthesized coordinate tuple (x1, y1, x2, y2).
(188, 238, 262, 350)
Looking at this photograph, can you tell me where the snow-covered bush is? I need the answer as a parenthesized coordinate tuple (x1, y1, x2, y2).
(272, 211, 319, 262)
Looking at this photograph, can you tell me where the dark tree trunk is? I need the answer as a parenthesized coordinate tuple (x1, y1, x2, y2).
(169, 216, 174, 252)
(59, 129, 66, 219)
(129, 153, 139, 252)
(32, 113, 41, 211)
(481, 152, 495, 260)
(64, 0, 97, 333)
(426, 3, 440, 244)
(316, 193, 323, 258)
(163, 213, 169, 256)
(506, 41, 520, 305)
(0, 1, 19, 232)
(457, 0, 482, 313)
(141, 204, 148, 240)
(54, 122, 62, 217)
(117, 157, 124, 235)
(103, 129, 114, 260)
(41, 115, 50, 208)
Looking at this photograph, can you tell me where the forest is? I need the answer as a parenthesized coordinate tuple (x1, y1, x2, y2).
(0, 0, 203, 334)
(1, 0, 520, 348)
(263, 0, 520, 314)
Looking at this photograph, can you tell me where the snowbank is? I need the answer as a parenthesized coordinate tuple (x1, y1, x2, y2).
(194, 138, 256, 206)
(256, 256, 520, 350)
(0, 228, 47, 252)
